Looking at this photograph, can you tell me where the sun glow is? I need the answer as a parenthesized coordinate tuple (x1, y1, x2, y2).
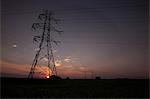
(46, 75, 49, 79)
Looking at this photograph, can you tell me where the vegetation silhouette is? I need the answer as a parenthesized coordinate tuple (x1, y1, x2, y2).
(48, 75, 62, 80)
(1, 77, 149, 98)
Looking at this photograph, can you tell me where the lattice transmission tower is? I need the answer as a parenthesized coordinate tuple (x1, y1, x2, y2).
(28, 10, 63, 78)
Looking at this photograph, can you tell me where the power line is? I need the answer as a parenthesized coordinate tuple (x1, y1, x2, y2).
(2, 4, 146, 15)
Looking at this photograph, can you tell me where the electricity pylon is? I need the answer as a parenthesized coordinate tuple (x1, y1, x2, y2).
(28, 10, 62, 78)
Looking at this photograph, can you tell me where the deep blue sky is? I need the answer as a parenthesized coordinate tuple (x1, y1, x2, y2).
(1, 0, 148, 78)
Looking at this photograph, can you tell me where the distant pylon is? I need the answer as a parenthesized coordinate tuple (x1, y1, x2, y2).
(28, 10, 63, 78)
(84, 71, 87, 79)
(91, 71, 94, 79)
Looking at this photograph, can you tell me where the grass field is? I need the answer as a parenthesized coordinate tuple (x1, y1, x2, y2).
(1, 78, 149, 98)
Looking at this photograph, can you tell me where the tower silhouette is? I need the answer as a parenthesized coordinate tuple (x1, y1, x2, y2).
(28, 10, 62, 78)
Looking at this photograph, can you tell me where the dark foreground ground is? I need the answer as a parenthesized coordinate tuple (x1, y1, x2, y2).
(1, 78, 149, 98)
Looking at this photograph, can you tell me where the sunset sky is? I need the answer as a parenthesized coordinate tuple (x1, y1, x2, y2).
(1, 0, 148, 79)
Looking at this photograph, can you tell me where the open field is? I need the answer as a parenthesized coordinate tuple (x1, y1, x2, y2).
(1, 78, 149, 98)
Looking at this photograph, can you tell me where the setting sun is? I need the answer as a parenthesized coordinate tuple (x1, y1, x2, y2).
(46, 75, 49, 79)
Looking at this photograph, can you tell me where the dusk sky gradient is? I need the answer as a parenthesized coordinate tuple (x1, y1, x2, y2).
(1, 0, 148, 79)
